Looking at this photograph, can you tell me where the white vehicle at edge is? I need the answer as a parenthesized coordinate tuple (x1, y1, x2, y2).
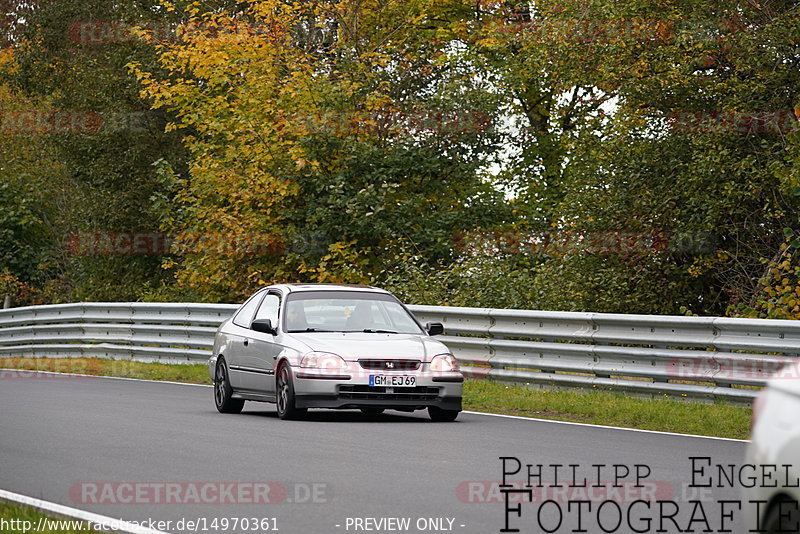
(744, 360, 800, 533)
(208, 284, 463, 421)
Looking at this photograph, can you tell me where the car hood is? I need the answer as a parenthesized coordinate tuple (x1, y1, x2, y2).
(288, 333, 448, 362)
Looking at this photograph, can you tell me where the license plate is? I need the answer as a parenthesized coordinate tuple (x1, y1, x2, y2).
(369, 375, 416, 387)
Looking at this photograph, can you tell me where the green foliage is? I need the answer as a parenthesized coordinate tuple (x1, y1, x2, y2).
(587, 0, 799, 315)
(731, 235, 800, 320)
(381, 243, 704, 314)
(430, 0, 800, 315)
(0, 79, 70, 304)
(1, 0, 799, 316)
(380, 247, 540, 308)
(2, 0, 191, 302)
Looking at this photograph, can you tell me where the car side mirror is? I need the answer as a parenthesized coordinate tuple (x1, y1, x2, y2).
(251, 318, 277, 335)
(426, 322, 444, 336)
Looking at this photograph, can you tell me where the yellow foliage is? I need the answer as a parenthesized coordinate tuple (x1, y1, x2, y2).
(129, 0, 434, 297)
(0, 47, 14, 71)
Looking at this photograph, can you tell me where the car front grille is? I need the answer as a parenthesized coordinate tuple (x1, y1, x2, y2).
(358, 359, 421, 371)
(338, 385, 439, 401)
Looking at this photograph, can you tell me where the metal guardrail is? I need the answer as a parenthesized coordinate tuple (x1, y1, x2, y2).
(2, 302, 799, 403)
(0, 303, 235, 363)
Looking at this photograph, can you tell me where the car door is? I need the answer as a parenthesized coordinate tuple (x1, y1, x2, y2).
(226, 290, 265, 389)
(238, 291, 283, 395)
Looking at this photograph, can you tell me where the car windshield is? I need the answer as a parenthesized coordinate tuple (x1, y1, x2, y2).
(283, 291, 423, 334)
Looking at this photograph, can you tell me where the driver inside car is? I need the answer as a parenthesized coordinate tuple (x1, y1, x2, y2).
(346, 302, 373, 331)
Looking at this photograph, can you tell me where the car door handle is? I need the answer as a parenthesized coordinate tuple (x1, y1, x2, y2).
(243, 339, 249, 347)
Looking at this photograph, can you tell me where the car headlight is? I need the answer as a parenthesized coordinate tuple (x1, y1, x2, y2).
(430, 354, 460, 373)
(300, 351, 348, 370)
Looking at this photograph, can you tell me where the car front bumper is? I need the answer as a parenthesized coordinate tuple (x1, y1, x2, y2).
(293, 368, 463, 411)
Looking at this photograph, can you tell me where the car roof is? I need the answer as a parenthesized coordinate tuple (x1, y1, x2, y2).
(272, 283, 389, 294)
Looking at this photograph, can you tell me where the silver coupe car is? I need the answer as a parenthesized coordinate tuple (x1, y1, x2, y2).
(208, 284, 463, 421)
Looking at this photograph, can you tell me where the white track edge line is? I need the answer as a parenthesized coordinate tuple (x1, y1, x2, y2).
(0, 488, 170, 534)
(463, 410, 749, 443)
(1, 369, 748, 442)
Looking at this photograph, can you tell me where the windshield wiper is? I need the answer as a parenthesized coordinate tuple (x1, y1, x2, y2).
(362, 329, 399, 334)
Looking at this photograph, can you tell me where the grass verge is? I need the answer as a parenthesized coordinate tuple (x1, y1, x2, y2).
(0, 500, 93, 533)
(2, 357, 751, 440)
(464, 379, 751, 440)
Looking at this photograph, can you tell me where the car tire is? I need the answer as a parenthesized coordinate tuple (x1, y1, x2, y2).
(276, 363, 307, 420)
(763, 497, 800, 534)
(214, 358, 245, 414)
(428, 407, 459, 422)
(360, 408, 385, 416)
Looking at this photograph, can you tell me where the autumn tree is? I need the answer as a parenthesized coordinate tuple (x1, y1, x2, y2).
(133, 0, 507, 302)
(4, 0, 195, 301)
(407, 0, 800, 314)
(0, 50, 71, 304)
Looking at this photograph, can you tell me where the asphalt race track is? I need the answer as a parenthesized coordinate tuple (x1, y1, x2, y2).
(1, 371, 748, 534)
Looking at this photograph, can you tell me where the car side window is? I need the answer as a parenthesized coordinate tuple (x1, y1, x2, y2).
(232, 292, 264, 328)
(253, 293, 280, 328)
